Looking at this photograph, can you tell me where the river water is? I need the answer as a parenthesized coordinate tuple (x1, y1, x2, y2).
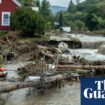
(6, 83, 80, 105)
(2, 62, 80, 105)
(62, 34, 105, 62)
(1, 61, 80, 105)
(62, 49, 105, 62)
(2, 34, 105, 105)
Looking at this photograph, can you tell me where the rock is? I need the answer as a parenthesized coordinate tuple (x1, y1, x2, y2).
(58, 42, 70, 53)
(98, 44, 105, 55)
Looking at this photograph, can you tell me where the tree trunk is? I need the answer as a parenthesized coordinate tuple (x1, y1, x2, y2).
(56, 65, 105, 71)
(0, 75, 64, 93)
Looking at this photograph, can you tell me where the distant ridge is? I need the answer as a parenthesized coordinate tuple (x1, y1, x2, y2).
(50, 5, 67, 15)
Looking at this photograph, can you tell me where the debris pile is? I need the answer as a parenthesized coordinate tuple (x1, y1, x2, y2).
(18, 63, 47, 80)
(0, 31, 21, 44)
(12, 42, 61, 63)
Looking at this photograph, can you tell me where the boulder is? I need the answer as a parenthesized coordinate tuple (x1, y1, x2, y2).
(98, 44, 105, 55)
(58, 42, 70, 53)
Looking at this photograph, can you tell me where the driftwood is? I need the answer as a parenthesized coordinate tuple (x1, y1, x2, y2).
(0, 40, 8, 45)
(0, 74, 65, 93)
(12, 43, 60, 63)
(59, 61, 75, 65)
(55, 65, 105, 71)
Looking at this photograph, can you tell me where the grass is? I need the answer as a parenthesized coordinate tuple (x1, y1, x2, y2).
(19, 34, 50, 43)
(0, 31, 8, 38)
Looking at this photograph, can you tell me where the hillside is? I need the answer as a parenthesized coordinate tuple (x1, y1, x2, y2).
(50, 5, 67, 14)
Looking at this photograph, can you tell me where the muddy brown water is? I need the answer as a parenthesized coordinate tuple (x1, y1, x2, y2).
(1, 62, 80, 105)
(2, 34, 105, 105)
(6, 83, 80, 105)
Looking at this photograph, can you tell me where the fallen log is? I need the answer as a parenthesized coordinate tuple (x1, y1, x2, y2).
(2, 64, 105, 93)
(0, 82, 38, 93)
(55, 65, 105, 71)
(59, 61, 75, 65)
(0, 74, 64, 93)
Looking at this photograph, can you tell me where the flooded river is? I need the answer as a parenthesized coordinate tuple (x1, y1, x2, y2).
(62, 48, 105, 61)
(6, 83, 80, 105)
(1, 62, 80, 105)
(1, 34, 105, 105)
(61, 34, 105, 61)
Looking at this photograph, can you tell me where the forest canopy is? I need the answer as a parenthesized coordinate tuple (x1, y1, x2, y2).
(56, 0, 105, 32)
(12, 0, 105, 34)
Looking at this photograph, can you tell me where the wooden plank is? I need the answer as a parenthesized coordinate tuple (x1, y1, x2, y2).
(55, 65, 105, 71)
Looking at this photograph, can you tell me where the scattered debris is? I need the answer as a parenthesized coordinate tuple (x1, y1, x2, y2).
(1, 33, 105, 95)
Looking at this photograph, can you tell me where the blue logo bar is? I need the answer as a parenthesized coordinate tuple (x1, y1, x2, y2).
(81, 78, 105, 105)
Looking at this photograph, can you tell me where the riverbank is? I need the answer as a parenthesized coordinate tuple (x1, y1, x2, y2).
(5, 82, 80, 105)
(1, 32, 105, 105)
(71, 30, 105, 36)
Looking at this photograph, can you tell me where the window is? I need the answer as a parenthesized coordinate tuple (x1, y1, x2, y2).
(2, 12, 10, 26)
(0, 0, 1, 4)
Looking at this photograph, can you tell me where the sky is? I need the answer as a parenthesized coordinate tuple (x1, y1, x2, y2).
(47, 0, 71, 7)
(40, 0, 85, 7)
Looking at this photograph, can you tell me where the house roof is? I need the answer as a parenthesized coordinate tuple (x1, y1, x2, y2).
(12, 0, 39, 12)
(12, 0, 21, 7)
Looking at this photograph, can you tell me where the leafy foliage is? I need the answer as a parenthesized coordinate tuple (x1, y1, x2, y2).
(57, 11, 64, 27)
(10, 8, 45, 36)
(40, 0, 54, 30)
(55, 0, 105, 32)
(86, 13, 99, 31)
(67, 0, 76, 13)
(18, 0, 36, 6)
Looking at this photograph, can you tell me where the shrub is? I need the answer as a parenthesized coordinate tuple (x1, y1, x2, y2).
(10, 8, 45, 36)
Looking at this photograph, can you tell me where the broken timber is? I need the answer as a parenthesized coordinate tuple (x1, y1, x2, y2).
(55, 65, 105, 71)
(0, 75, 65, 93)
(1, 64, 105, 93)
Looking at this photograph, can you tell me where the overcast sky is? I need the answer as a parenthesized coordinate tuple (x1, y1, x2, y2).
(48, 0, 71, 7)
(40, 0, 85, 7)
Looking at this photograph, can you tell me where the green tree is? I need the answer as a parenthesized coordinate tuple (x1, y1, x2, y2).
(86, 13, 99, 31)
(35, 0, 40, 7)
(40, 0, 54, 30)
(19, 0, 35, 6)
(19, 0, 42, 7)
(57, 11, 64, 27)
(67, 0, 76, 13)
(40, 0, 51, 19)
(11, 8, 45, 36)
(54, 0, 105, 32)
(85, 0, 100, 4)
(75, 20, 86, 31)
(96, 1, 105, 18)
